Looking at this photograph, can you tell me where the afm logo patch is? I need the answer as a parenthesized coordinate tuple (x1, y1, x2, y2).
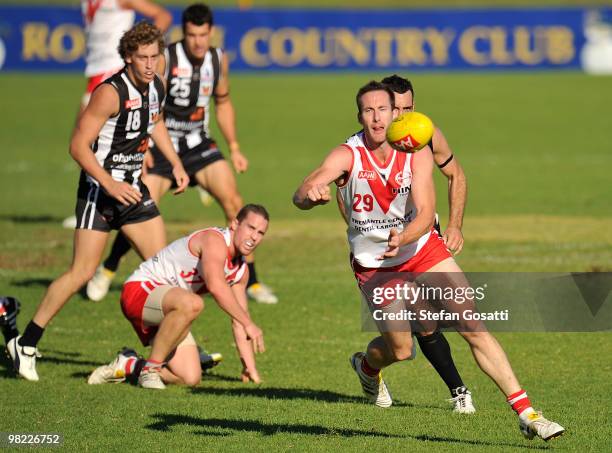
(358, 170, 376, 180)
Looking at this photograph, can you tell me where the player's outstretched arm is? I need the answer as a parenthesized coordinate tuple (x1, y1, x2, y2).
(293, 146, 352, 210)
(336, 189, 349, 225)
(122, 0, 172, 32)
(194, 232, 265, 353)
(214, 54, 248, 173)
(70, 84, 142, 206)
(150, 117, 189, 194)
(230, 274, 261, 383)
(432, 127, 467, 255)
(379, 147, 435, 259)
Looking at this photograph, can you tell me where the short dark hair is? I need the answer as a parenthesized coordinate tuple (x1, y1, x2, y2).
(118, 21, 165, 61)
(355, 80, 395, 115)
(237, 204, 270, 223)
(182, 3, 214, 32)
(381, 74, 414, 98)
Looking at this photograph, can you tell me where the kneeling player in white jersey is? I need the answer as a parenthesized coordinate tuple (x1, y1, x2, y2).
(88, 204, 267, 389)
(293, 81, 564, 442)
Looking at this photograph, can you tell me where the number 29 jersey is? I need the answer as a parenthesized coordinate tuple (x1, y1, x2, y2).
(337, 131, 431, 269)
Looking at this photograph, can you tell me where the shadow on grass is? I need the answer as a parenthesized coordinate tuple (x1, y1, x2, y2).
(147, 413, 401, 438)
(147, 413, 551, 449)
(190, 385, 443, 409)
(10, 279, 105, 302)
(40, 353, 100, 367)
(0, 351, 17, 378)
(0, 215, 66, 224)
(202, 372, 243, 383)
(12, 278, 54, 288)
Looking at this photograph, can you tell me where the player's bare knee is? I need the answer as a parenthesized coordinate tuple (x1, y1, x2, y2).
(188, 295, 204, 319)
(391, 344, 414, 362)
(181, 372, 201, 387)
(221, 193, 242, 219)
(460, 329, 488, 346)
(72, 265, 98, 286)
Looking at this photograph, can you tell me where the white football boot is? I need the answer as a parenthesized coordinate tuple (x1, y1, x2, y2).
(7, 336, 39, 381)
(350, 352, 392, 407)
(519, 411, 565, 441)
(86, 266, 115, 302)
(449, 386, 476, 414)
(247, 283, 278, 304)
(88, 349, 137, 385)
(138, 368, 166, 390)
(62, 215, 77, 229)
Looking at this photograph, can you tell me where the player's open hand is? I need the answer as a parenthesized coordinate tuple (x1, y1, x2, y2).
(378, 228, 401, 260)
(245, 323, 265, 353)
(443, 226, 464, 255)
(105, 180, 142, 206)
(172, 164, 189, 195)
(230, 149, 249, 173)
(306, 184, 331, 206)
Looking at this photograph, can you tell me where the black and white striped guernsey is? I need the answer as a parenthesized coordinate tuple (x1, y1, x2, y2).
(163, 41, 221, 151)
(87, 68, 165, 190)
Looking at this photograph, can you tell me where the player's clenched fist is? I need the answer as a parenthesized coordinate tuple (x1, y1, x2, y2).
(307, 184, 331, 205)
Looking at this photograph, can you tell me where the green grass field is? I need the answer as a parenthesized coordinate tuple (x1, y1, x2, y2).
(0, 71, 611, 451)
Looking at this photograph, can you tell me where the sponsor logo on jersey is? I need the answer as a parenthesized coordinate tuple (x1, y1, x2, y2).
(392, 186, 411, 195)
(394, 170, 412, 186)
(201, 85, 212, 96)
(172, 67, 191, 77)
(125, 98, 142, 109)
(358, 170, 376, 180)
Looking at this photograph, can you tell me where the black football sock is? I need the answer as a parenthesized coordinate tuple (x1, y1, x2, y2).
(18, 321, 45, 348)
(103, 233, 132, 273)
(247, 262, 258, 288)
(1, 297, 20, 343)
(417, 330, 465, 396)
(2, 324, 19, 344)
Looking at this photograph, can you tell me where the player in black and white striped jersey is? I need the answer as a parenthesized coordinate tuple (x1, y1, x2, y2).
(87, 4, 278, 305)
(7, 22, 189, 382)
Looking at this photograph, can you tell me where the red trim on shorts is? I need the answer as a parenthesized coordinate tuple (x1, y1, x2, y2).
(352, 228, 451, 280)
(120, 281, 158, 346)
(351, 229, 451, 308)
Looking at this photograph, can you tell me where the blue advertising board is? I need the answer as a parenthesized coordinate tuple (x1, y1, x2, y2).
(1, 5, 611, 72)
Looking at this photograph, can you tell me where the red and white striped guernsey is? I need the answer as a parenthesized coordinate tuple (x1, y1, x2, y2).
(337, 131, 431, 268)
(126, 227, 247, 294)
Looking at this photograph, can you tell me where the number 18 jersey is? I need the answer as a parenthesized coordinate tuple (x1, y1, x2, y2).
(337, 131, 431, 268)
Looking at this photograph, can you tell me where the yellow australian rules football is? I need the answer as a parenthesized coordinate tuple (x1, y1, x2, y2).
(386, 111, 434, 153)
